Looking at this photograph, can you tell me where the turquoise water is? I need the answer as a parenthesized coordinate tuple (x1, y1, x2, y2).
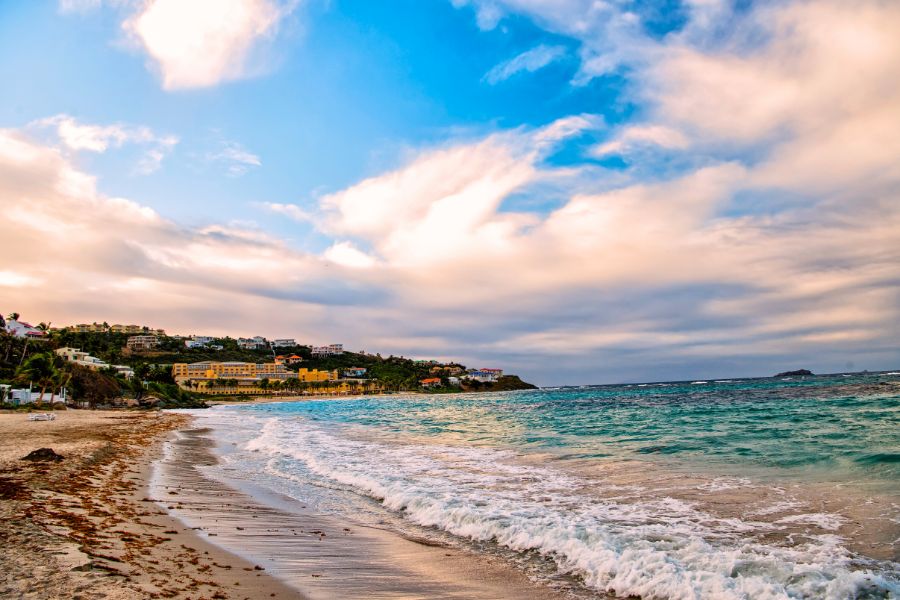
(194, 372, 900, 599)
(248, 373, 900, 485)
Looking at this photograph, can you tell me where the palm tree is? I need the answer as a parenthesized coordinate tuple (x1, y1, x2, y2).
(7, 312, 20, 321)
(16, 352, 59, 404)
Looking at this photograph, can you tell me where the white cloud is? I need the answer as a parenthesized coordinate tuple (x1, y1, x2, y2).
(483, 44, 567, 84)
(33, 114, 178, 174)
(208, 140, 262, 176)
(7, 0, 900, 383)
(594, 124, 689, 156)
(123, 0, 299, 90)
(0, 270, 42, 287)
(323, 242, 377, 269)
(261, 201, 311, 222)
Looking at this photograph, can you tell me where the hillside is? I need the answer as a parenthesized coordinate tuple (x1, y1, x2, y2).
(2, 328, 536, 408)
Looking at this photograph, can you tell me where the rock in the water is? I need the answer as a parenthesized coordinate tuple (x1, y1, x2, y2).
(21, 448, 64, 462)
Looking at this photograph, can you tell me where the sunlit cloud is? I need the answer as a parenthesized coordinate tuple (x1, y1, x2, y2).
(6, 0, 900, 383)
(260, 202, 312, 222)
(31, 114, 179, 174)
(123, 0, 299, 90)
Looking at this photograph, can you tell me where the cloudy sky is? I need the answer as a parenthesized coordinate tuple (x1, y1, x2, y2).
(1, 0, 898, 385)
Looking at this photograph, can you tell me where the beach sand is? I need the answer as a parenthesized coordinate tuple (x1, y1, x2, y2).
(155, 424, 576, 600)
(1, 408, 575, 599)
(0, 410, 302, 599)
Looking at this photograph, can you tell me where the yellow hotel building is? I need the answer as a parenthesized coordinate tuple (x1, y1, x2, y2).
(172, 361, 340, 394)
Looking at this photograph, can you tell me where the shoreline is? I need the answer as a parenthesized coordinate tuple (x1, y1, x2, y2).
(155, 411, 579, 599)
(205, 391, 425, 406)
(0, 409, 302, 599)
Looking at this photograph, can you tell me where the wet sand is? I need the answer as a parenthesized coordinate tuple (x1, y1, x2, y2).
(0, 410, 302, 599)
(155, 424, 576, 599)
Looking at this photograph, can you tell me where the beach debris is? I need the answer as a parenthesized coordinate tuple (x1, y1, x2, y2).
(21, 447, 64, 462)
(28, 413, 56, 421)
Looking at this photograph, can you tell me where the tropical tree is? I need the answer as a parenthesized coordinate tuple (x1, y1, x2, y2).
(15, 352, 59, 404)
(134, 362, 151, 381)
(7, 312, 19, 321)
(129, 375, 146, 402)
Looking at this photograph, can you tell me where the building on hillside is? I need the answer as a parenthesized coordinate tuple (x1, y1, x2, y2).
(237, 336, 267, 350)
(56, 347, 110, 370)
(126, 335, 159, 351)
(420, 377, 442, 388)
(185, 336, 218, 349)
(343, 367, 367, 378)
(71, 323, 108, 333)
(272, 338, 296, 348)
(4, 319, 48, 340)
(465, 368, 503, 383)
(274, 354, 303, 366)
(311, 344, 343, 357)
(111, 324, 138, 334)
(171, 361, 337, 394)
(111, 324, 165, 336)
(295, 368, 337, 382)
(447, 376, 461, 386)
(113, 365, 135, 378)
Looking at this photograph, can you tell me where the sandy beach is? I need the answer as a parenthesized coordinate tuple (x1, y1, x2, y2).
(1, 407, 573, 599)
(0, 409, 301, 599)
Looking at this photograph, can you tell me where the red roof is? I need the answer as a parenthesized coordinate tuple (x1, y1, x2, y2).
(420, 378, 441, 384)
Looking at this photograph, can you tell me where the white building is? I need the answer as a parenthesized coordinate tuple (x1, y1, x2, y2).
(272, 338, 296, 348)
(5, 319, 48, 340)
(465, 368, 504, 383)
(56, 347, 110, 370)
(311, 344, 343, 357)
(238, 336, 267, 350)
(2, 384, 66, 405)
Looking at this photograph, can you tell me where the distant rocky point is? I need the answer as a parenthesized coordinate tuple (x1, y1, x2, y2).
(775, 369, 813, 377)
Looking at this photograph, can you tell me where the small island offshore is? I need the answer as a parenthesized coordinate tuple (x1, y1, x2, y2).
(775, 369, 814, 377)
(1, 313, 536, 411)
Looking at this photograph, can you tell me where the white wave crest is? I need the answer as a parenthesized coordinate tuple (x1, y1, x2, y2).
(236, 416, 898, 600)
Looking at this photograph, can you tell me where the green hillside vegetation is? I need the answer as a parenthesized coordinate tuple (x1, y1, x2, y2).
(1, 328, 205, 409)
(2, 321, 536, 408)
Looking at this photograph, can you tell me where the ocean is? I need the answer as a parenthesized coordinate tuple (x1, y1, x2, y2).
(170, 372, 900, 599)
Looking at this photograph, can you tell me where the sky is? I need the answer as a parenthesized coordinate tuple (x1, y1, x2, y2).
(1, 0, 899, 385)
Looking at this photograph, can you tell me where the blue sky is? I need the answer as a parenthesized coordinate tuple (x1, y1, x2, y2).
(1, 0, 899, 384)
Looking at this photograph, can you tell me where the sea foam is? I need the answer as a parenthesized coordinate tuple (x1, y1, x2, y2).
(236, 415, 898, 600)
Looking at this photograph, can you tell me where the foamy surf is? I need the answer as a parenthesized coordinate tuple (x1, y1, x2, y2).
(234, 415, 897, 600)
